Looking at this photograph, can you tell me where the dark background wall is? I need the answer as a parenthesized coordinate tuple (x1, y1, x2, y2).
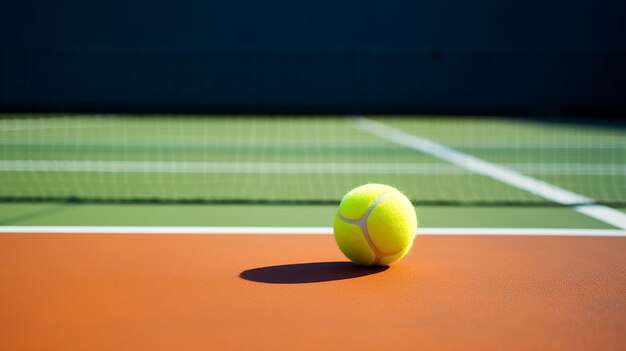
(1, 0, 625, 115)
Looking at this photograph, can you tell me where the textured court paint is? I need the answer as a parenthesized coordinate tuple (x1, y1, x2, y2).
(1, 234, 625, 350)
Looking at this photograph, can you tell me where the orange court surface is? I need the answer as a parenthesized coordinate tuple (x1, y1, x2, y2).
(3, 0, 626, 348)
(1, 231, 625, 351)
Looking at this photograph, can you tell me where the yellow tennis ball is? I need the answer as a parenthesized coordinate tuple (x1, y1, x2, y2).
(333, 184, 417, 266)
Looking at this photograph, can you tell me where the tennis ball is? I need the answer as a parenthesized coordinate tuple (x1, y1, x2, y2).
(333, 184, 417, 266)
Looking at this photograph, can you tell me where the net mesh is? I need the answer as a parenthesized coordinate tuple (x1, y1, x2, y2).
(0, 114, 624, 206)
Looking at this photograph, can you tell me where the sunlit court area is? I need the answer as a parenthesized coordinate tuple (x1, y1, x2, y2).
(1, 1, 626, 350)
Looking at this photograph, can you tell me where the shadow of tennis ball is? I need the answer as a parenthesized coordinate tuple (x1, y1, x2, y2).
(240, 261, 388, 284)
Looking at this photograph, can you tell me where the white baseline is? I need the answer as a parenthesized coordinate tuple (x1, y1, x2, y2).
(0, 226, 625, 236)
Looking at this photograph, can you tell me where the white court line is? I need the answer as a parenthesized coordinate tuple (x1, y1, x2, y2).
(0, 226, 624, 236)
(0, 160, 464, 174)
(0, 118, 110, 132)
(356, 118, 626, 230)
(2, 137, 625, 149)
(1, 160, 625, 175)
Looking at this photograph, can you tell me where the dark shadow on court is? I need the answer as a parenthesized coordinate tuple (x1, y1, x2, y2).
(240, 261, 388, 284)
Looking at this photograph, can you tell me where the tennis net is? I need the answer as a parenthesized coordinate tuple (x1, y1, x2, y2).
(0, 114, 624, 206)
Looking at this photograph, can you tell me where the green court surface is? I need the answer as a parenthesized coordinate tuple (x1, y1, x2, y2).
(1, 115, 624, 230)
(1, 115, 624, 205)
(0, 203, 616, 229)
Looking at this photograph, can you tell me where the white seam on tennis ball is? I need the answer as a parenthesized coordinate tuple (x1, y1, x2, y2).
(337, 192, 403, 265)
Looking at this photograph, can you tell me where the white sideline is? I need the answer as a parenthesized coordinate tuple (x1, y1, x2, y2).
(355, 118, 626, 230)
(0, 226, 625, 236)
